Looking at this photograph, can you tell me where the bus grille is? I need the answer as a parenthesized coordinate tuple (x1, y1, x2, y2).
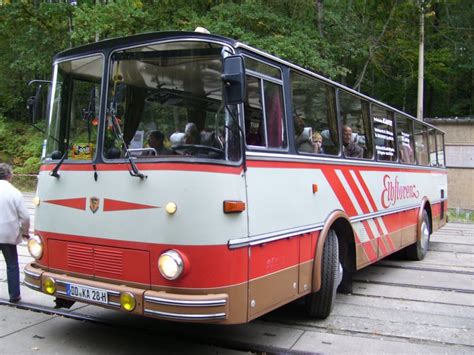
(49, 239, 150, 284)
(66, 244, 123, 275)
(67, 244, 94, 271)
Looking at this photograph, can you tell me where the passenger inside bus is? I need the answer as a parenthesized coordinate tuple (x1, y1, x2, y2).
(342, 125, 364, 158)
(146, 130, 172, 156)
(294, 116, 313, 153)
(312, 131, 324, 154)
(184, 122, 200, 145)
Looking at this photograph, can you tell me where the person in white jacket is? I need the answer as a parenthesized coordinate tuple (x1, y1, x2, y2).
(0, 163, 30, 303)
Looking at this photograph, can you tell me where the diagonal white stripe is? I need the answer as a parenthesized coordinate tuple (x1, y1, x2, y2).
(377, 217, 389, 235)
(350, 170, 375, 213)
(353, 222, 370, 243)
(336, 170, 380, 239)
(351, 170, 390, 237)
(335, 170, 363, 215)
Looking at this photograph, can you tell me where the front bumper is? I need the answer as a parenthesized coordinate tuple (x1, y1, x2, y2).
(24, 263, 229, 322)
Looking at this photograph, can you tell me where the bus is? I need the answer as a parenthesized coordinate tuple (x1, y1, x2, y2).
(25, 30, 447, 324)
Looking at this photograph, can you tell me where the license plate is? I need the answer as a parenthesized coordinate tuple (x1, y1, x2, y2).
(66, 283, 108, 304)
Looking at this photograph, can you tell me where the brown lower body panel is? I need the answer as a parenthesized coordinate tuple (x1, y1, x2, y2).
(24, 263, 248, 324)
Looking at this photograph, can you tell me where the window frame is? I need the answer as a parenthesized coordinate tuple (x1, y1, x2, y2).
(372, 104, 397, 163)
(243, 54, 288, 152)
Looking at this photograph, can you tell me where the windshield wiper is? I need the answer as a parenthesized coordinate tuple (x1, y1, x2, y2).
(50, 152, 67, 178)
(108, 110, 147, 179)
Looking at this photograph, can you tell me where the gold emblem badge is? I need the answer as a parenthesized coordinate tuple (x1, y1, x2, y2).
(90, 197, 100, 213)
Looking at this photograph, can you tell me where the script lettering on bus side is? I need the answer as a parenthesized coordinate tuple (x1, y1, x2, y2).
(381, 175, 419, 208)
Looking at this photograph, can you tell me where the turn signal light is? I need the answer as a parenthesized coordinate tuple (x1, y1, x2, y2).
(43, 277, 56, 295)
(223, 200, 246, 214)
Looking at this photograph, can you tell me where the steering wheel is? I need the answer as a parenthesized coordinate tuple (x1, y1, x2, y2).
(172, 144, 224, 159)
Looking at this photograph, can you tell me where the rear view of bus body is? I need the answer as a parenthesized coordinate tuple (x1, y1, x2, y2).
(25, 31, 447, 324)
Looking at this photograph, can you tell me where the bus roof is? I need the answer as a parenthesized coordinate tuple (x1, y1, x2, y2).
(54, 30, 444, 134)
(54, 31, 237, 61)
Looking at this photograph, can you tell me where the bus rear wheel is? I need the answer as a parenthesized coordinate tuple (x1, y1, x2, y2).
(305, 229, 341, 319)
(406, 210, 430, 260)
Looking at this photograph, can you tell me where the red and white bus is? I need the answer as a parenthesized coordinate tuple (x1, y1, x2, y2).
(25, 30, 447, 324)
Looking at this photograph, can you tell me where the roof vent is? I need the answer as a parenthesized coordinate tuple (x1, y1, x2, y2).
(194, 26, 210, 34)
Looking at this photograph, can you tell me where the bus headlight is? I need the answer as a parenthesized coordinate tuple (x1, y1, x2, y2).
(28, 235, 43, 259)
(158, 250, 184, 280)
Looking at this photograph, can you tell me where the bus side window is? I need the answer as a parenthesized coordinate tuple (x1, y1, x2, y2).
(245, 76, 265, 147)
(372, 105, 396, 162)
(396, 113, 415, 164)
(413, 121, 430, 166)
(244, 75, 287, 149)
(290, 71, 339, 155)
(339, 91, 373, 159)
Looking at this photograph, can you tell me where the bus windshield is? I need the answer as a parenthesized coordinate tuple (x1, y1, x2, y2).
(45, 54, 103, 161)
(104, 41, 241, 162)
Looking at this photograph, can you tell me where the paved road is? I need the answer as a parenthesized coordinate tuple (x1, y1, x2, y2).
(1, 194, 473, 353)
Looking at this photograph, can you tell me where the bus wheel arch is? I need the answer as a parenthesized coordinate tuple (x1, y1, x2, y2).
(306, 211, 356, 318)
(311, 211, 356, 293)
(407, 199, 432, 260)
(420, 198, 433, 236)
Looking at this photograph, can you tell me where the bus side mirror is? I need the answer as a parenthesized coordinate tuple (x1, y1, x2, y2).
(27, 80, 51, 130)
(222, 55, 246, 105)
(27, 85, 42, 125)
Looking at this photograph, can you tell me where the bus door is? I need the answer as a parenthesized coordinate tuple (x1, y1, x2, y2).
(242, 58, 302, 319)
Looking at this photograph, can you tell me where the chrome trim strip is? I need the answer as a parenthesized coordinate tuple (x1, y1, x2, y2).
(229, 202, 434, 249)
(24, 269, 41, 280)
(229, 222, 324, 249)
(108, 301, 120, 308)
(24, 280, 41, 290)
(246, 151, 447, 172)
(349, 203, 421, 223)
(144, 295, 226, 307)
(144, 309, 226, 321)
(56, 290, 66, 296)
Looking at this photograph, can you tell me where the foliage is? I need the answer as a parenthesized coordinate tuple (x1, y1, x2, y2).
(0, 116, 43, 173)
(0, 0, 471, 176)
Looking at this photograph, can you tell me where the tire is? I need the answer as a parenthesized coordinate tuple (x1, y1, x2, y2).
(305, 229, 341, 319)
(406, 210, 430, 260)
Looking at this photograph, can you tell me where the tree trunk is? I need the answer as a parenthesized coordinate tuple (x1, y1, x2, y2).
(353, 4, 396, 91)
(315, 0, 324, 37)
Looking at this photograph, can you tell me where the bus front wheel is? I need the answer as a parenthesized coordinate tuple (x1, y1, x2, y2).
(305, 229, 342, 319)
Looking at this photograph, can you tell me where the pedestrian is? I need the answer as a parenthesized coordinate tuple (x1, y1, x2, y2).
(0, 163, 30, 303)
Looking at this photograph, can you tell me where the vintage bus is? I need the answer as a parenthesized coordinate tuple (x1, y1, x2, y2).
(25, 30, 447, 324)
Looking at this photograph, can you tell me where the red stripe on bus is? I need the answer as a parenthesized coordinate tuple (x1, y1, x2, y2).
(362, 221, 376, 240)
(103, 198, 160, 212)
(246, 159, 447, 175)
(37, 230, 248, 288)
(385, 235, 395, 251)
(378, 236, 388, 255)
(43, 197, 87, 210)
(362, 240, 377, 261)
(372, 218, 386, 240)
(353, 170, 379, 212)
(40, 163, 242, 175)
(321, 168, 358, 216)
(342, 169, 371, 214)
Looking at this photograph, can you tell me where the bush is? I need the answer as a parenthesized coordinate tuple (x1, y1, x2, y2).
(0, 116, 43, 174)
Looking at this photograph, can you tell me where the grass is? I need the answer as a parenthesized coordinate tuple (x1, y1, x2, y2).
(11, 175, 37, 192)
(448, 208, 474, 224)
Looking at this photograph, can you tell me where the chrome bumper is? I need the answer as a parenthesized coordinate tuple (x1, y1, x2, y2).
(24, 263, 229, 322)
